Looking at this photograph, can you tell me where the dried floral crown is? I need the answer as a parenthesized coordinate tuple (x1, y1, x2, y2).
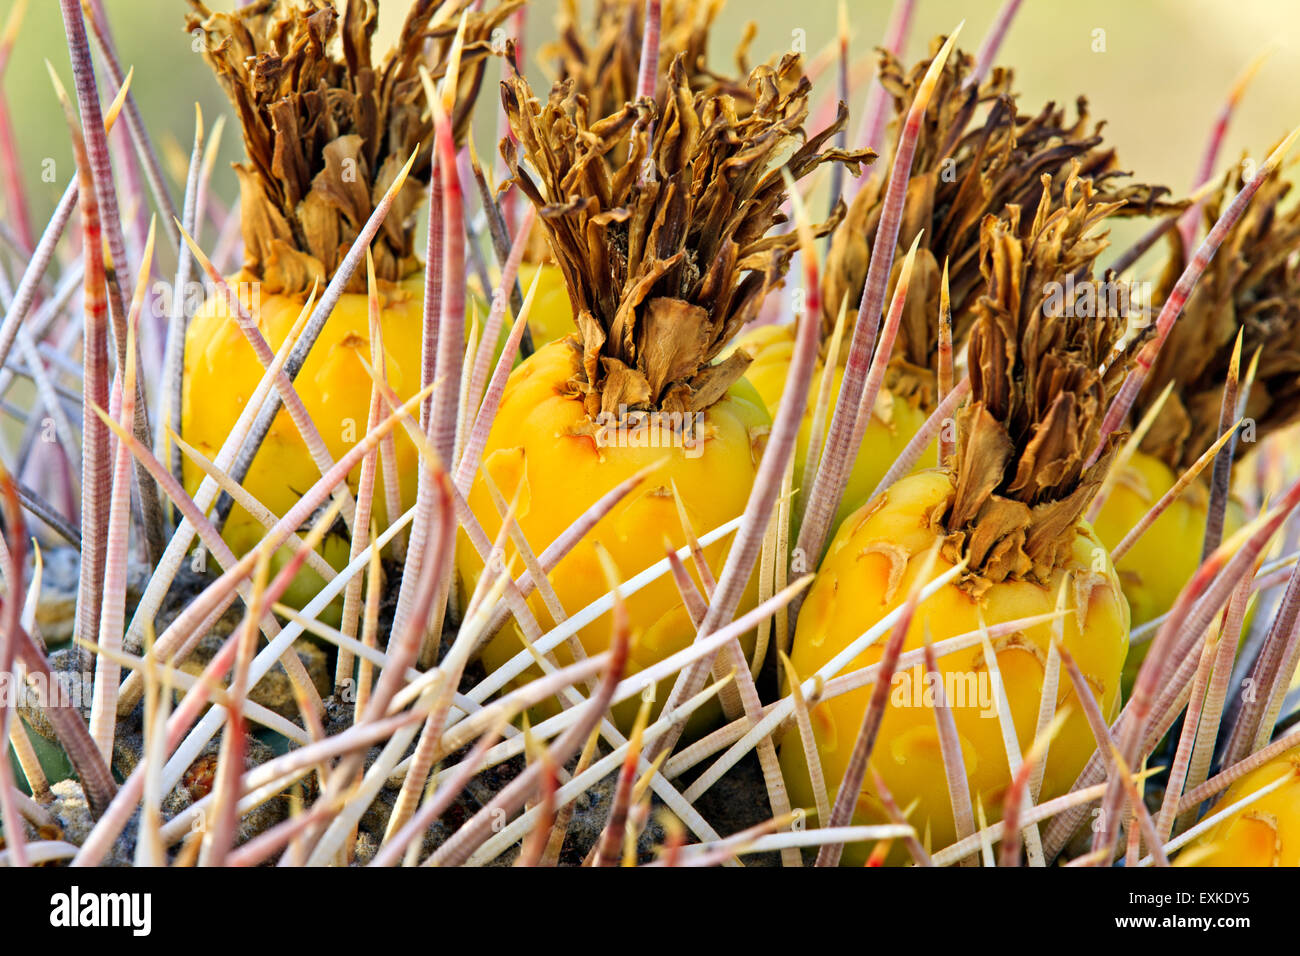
(186, 0, 517, 295)
(502, 51, 870, 424)
(941, 166, 1132, 589)
(824, 35, 1178, 407)
(1140, 158, 1300, 469)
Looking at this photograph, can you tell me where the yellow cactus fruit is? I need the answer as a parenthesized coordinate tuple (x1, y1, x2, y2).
(180, 0, 510, 604)
(736, 322, 933, 533)
(781, 470, 1129, 862)
(457, 340, 769, 731)
(781, 170, 1134, 863)
(183, 275, 424, 607)
(1179, 746, 1300, 866)
(458, 54, 863, 733)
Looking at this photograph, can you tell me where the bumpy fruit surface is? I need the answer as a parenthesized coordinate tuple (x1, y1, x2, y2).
(182, 273, 423, 608)
(737, 323, 935, 535)
(779, 470, 1130, 864)
(1180, 746, 1300, 866)
(456, 340, 769, 733)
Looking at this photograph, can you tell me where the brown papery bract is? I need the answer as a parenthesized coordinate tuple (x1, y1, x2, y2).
(941, 167, 1132, 590)
(501, 52, 870, 424)
(824, 35, 1178, 405)
(1139, 158, 1300, 469)
(185, 0, 518, 294)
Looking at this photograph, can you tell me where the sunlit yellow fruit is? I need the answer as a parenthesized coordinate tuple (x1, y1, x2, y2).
(1179, 746, 1300, 866)
(736, 323, 935, 536)
(1092, 449, 1246, 685)
(517, 262, 576, 349)
(182, 273, 422, 609)
(466, 261, 576, 364)
(779, 470, 1130, 864)
(456, 339, 769, 733)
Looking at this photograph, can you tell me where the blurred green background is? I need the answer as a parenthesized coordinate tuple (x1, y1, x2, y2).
(3, 0, 1300, 266)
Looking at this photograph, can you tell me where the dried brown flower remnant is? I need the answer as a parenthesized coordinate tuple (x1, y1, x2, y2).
(940, 168, 1131, 589)
(1139, 160, 1300, 469)
(824, 36, 1178, 404)
(520, 0, 777, 273)
(185, 0, 517, 295)
(500, 53, 871, 423)
(543, 0, 764, 123)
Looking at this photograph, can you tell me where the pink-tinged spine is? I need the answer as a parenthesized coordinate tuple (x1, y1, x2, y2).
(336, 254, 386, 692)
(1177, 52, 1269, 254)
(0, 182, 76, 377)
(53, 66, 112, 678)
(455, 269, 540, 495)
(82, 0, 180, 251)
(967, 0, 1023, 89)
(1222, 555, 1300, 765)
(89, 221, 154, 763)
(816, 545, 939, 866)
(826, 1, 851, 214)
(650, 167, 827, 765)
(391, 116, 447, 648)
(850, 0, 916, 182)
(431, 104, 465, 468)
(638, 0, 662, 102)
(1055, 640, 1168, 866)
(844, 232, 922, 482)
(60, 0, 168, 564)
(464, 203, 534, 429)
(0, 474, 30, 865)
(158, 108, 205, 483)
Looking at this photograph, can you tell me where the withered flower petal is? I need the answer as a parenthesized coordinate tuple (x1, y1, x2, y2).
(824, 35, 1179, 407)
(186, 0, 519, 295)
(1138, 158, 1300, 469)
(502, 52, 870, 421)
(941, 166, 1131, 588)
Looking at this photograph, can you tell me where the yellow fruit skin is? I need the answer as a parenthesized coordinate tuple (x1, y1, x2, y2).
(779, 470, 1130, 864)
(455, 340, 770, 734)
(517, 262, 576, 350)
(1180, 747, 1300, 866)
(737, 323, 935, 535)
(182, 274, 424, 610)
(467, 261, 576, 364)
(1092, 450, 1245, 687)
